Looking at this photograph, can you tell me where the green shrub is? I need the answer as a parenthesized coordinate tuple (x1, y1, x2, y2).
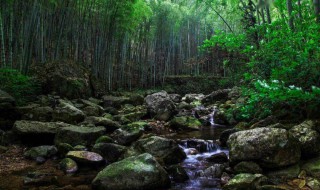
(0, 68, 40, 105)
(237, 80, 320, 120)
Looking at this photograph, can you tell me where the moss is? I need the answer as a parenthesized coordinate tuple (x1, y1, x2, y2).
(169, 116, 202, 130)
(95, 136, 114, 144)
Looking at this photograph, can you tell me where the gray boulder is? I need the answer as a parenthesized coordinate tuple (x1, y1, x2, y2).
(52, 100, 85, 124)
(289, 120, 320, 157)
(24, 145, 58, 159)
(55, 126, 106, 147)
(93, 143, 126, 163)
(82, 116, 121, 132)
(66, 151, 104, 165)
(144, 91, 176, 121)
(133, 136, 186, 165)
(92, 153, 170, 190)
(228, 127, 301, 168)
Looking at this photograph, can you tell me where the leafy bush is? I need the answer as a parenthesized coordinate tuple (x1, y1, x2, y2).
(238, 80, 320, 120)
(0, 69, 40, 105)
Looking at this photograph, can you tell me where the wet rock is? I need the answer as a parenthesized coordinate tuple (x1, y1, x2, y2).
(55, 126, 106, 147)
(228, 127, 301, 169)
(111, 126, 144, 145)
(223, 173, 267, 190)
(289, 120, 320, 157)
(202, 89, 231, 105)
(92, 153, 170, 190)
(219, 128, 240, 147)
(57, 143, 74, 156)
(78, 99, 104, 116)
(185, 148, 199, 155)
(169, 116, 202, 130)
(74, 145, 87, 151)
(92, 143, 126, 163)
(132, 136, 186, 165)
(102, 95, 130, 109)
(52, 100, 85, 124)
(234, 161, 263, 174)
(302, 157, 320, 178)
(221, 172, 231, 186)
(206, 152, 229, 163)
(82, 116, 121, 132)
(182, 94, 205, 103)
(180, 139, 219, 153)
(144, 91, 176, 121)
(169, 94, 181, 103)
(59, 158, 78, 174)
(95, 136, 114, 144)
(166, 165, 189, 182)
(66, 151, 104, 165)
(203, 164, 225, 178)
(24, 145, 58, 160)
(13, 120, 72, 144)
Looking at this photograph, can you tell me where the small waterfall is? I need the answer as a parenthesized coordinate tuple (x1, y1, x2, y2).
(209, 106, 218, 126)
(179, 139, 220, 153)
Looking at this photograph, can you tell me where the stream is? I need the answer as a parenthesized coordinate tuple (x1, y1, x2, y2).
(170, 125, 230, 190)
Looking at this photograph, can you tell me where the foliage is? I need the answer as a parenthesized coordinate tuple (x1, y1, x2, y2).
(238, 80, 320, 120)
(0, 68, 40, 105)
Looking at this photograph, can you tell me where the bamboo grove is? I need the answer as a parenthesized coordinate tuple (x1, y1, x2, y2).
(0, 0, 319, 90)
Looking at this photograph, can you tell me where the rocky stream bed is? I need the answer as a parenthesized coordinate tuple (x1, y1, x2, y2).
(1, 88, 320, 190)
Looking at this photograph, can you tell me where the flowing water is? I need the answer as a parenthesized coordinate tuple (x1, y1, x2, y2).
(170, 125, 230, 190)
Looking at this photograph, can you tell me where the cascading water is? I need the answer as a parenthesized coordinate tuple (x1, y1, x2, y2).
(209, 106, 218, 126)
(172, 139, 229, 190)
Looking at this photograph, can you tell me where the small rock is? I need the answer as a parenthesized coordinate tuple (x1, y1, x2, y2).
(206, 152, 229, 163)
(66, 151, 104, 166)
(56, 143, 74, 156)
(95, 136, 114, 144)
(59, 158, 78, 174)
(166, 165, 189, 182)
(24, 145, 58, 160)
(203, 164, 225, 178)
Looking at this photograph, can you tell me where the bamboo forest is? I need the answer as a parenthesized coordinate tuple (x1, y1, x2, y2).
(0, 0, 320, 189)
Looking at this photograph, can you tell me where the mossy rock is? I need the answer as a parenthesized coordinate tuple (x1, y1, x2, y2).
(223, 173, 267, 190)
(59, 158, 78, 174)
(92, 153, 170, 190)
(169, 116, 202, 131)
(95, 136, 114, 144)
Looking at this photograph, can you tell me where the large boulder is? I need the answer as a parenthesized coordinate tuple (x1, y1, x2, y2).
(202, 89, 231, 105)
(228, 127, 301, 168)
(0, 90, 20, 129)
(52, 100, 85, 124)
(13, 120, 71, 144)
(92, 153, 170, 190)
(55, 126, 106, 147)
(144, 91, 176, 121)
(132, 136, 186, 165)
(21, 106, 53, 122)
(289, 120, 320, 157)
(78, 99, 104, 117)
(169, 116, 202, 131)
(111, 127, 143, 146)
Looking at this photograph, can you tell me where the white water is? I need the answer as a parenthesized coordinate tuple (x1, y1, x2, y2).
(172, 140, 229, 190)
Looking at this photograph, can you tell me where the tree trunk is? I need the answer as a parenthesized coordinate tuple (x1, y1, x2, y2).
(287, 0, 294, 30)
(314, 0, 320, 23)
(0, 9, 6, 68)
(266, 5, 272, 24)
